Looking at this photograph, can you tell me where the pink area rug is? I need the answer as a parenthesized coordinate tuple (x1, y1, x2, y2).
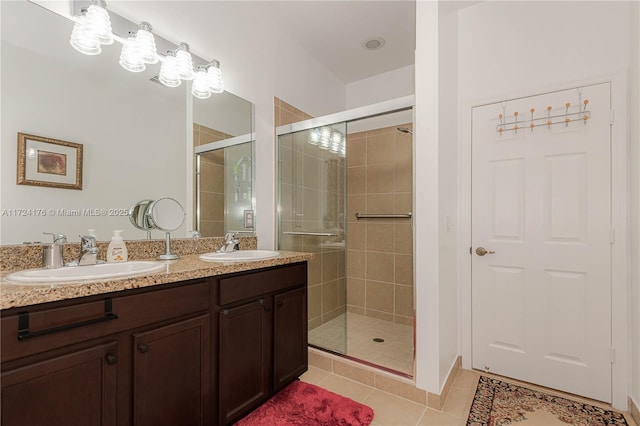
(235, 380, 374, 426)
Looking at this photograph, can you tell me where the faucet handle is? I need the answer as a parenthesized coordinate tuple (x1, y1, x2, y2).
(190, 230, 201, 239)
(43, 232, 67, 244)
(79, 234, 97, 249)
(224, 232, 236, 242)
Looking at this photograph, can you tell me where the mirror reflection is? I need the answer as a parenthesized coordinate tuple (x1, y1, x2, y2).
(0, 0, 255, 245)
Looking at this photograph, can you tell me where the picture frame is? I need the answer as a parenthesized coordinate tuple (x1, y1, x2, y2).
(17, 132, 83, 190)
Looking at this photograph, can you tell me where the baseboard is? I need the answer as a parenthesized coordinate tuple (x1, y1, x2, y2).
(630, 396, 640, 425)
(427, 356, 462, 410)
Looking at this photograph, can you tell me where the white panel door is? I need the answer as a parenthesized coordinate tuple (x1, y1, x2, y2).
(471, 83, 612, 402)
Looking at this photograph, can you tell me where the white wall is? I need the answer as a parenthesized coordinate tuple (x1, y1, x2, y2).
(456, 0, 634, 409)
(630, 0, 640, 414)
(345, 65, 415, 109)
(414, 0, 440, 392)
(437, 2, 460, 389)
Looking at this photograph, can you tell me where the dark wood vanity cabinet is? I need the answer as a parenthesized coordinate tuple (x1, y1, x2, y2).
(217, 263, 308, 425)
(1, 340, 118, 426)
(132, 314, 210, 426)
(1, 279, 211, 426)
(0, 261, 308, 426)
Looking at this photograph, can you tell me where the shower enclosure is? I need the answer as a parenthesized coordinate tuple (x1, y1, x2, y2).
(277, 98, 415, 377)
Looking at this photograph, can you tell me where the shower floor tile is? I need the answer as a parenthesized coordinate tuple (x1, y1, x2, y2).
(309, 312, 414, 376)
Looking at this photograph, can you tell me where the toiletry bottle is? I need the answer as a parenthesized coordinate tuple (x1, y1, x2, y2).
(107, 230, 128, 262)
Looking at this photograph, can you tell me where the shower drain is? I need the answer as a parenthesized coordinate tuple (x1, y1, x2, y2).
(372, 338, 385, 343)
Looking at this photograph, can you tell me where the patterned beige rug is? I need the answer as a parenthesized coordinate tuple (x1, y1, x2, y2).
(467, 376, 629, 426)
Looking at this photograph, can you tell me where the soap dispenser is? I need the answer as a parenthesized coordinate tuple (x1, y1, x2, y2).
(107, 230, 128, 263)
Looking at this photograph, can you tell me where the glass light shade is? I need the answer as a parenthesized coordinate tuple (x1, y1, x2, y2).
(70, 16, 101, 55)
(319, 127, 331, 150)
(175, 43, 194, 80)
(192, 68, 212, 99)
(135, 22, 158, 64)
(158, 53, 181, 87)
(308, 129, 321, 145)
(84, 2, 113, 45)
(207, 60, 223, 93)
(119, 37, 145, 72)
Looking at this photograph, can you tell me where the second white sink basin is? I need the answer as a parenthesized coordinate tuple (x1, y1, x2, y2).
(199, 250, 280, 262)
(6, 261, 166, 284)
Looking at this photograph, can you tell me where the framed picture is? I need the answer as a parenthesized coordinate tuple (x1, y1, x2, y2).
(17, 133, 83, 190)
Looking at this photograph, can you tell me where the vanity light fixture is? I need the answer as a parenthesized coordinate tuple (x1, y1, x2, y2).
(70, 11, 102, 55)
(69, 1, 224, 96)
(207, 60, 223, 94)
(158, 51, 181, 87)
(192, 66, 212, 99)
(175, 43, 194, 80)
(133, 22, 159, 65)
(119, 36, 146, 72)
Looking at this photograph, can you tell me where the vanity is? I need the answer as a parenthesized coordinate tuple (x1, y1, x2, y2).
(0, 252, 310, 426)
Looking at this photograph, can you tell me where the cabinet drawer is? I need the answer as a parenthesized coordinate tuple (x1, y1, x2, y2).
(1, 280, 210, 363)
(218, 263, 307, 306)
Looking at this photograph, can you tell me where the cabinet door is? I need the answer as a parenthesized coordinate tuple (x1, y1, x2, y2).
(1, 341, 117, 426)
(273, 287, 308, 390)
(218, 299, 272, 425)
(132, 315, 210, 426)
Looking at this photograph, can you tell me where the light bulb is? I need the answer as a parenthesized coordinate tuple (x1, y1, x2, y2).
(119, 36, 145, 72)
(70, 15, 101, 55)
(135, 22, 158, 64)
(175, 43, 194, 80)
(207, 60, 223, 93)
(158, 51, 181, 87)
(84, 0, 113, 45)
(192, 67, 212, 99)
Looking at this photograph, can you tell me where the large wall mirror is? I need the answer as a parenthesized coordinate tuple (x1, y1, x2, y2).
(0, 0, 254, 244)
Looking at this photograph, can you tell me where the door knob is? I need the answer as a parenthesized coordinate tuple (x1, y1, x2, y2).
(475, 247, 495, 256)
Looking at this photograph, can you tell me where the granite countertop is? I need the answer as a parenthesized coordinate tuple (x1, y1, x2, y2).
(0, 251, 313, 310)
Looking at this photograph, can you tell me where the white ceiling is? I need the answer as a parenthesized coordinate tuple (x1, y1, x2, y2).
(108, 0, 417, 85)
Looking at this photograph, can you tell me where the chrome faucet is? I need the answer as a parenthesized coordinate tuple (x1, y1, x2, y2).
(218, 232, 239, 253)
(77, 235, 98, 265)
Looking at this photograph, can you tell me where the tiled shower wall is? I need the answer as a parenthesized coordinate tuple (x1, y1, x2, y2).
(275, 98, 346, 330)
(194, 123, 232, 237)
(346, 124, 414, 325)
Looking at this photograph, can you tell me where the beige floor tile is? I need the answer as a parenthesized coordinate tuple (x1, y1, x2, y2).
(451, 369, 480, 391)
(364, 389, 426, 426)
(417, 408, 465, 426)
(299, 365, 330, 385)
(316, 374, 374, 403)
(441, 386, 473, 418)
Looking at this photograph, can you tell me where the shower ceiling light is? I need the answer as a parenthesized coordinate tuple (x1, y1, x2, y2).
(68, 2, 224, 97)
(362, 37, 385, 50)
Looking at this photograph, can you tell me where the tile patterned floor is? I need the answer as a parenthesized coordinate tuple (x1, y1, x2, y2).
(308, 312, 414, 375)
(299, 366, 638, 426)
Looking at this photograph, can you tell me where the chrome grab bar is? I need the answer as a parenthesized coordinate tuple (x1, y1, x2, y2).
(282, 231, 339, 237)
(355, 212, 412, 219)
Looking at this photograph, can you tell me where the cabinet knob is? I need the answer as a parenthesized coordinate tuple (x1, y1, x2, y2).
(138, 344, 149, 353)
(264, 305, 271, 312)
(105, 354, 117, 365)
(277, 301, 284, 308)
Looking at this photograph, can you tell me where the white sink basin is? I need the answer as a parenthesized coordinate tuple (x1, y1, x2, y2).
(6, 261, 166, 284)
(199, 250, 280, 262)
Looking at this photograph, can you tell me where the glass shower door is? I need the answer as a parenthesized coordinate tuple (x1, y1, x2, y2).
(277, 123, 347, 354)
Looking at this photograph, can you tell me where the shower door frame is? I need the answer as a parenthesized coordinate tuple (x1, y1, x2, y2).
(276, 95, 416, 376)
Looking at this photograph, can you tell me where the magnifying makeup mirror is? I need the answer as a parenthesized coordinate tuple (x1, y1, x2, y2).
(147, 198, 185, 260)
(129, 197, 185, 260)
